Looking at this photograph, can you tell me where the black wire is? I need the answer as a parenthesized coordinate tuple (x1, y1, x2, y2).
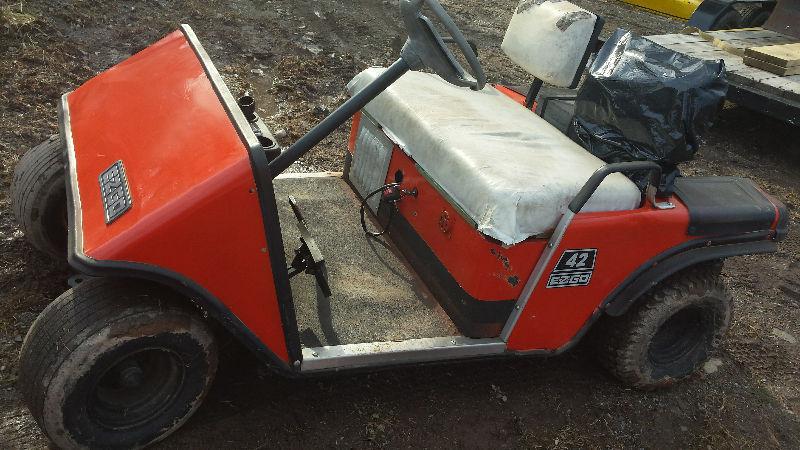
(360, 183, 399, 237)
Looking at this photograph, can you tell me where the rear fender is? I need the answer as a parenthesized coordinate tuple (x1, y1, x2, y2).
(602, 237, 776, 316)
(605, 175, 788, 316)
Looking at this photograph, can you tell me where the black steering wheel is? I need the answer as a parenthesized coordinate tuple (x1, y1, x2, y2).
(399, 0, 486, 91)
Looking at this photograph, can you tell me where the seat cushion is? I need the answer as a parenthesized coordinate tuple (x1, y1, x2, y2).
(347, 68, 642, 245)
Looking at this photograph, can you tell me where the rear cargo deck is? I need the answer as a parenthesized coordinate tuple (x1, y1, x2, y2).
(274, 173, 458, 348)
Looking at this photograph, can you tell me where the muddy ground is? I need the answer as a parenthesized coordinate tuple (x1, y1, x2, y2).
(1, 0, 799, 448)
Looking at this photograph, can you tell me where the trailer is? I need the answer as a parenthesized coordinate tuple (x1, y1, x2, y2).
(652, 0, 800, 124)
(647, 29, 800, 125)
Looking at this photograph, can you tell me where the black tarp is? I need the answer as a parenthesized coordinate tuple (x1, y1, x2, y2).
(570, 29, 728, 184)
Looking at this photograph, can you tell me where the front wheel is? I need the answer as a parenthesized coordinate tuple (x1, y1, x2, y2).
(591, 264, 732, 389)
(18, 278, 218, 449)
(11, 135, 68, 259)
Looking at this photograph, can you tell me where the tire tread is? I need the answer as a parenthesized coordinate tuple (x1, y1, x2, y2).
(591, 263, 731, 389)
(11, 135, 67, 258)
(19, 278, 195, 431)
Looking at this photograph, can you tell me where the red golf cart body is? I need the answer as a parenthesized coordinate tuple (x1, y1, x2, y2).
(61, 25, 787, 373)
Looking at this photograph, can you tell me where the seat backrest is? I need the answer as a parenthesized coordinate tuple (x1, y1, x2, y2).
(501, 0, 603, 89)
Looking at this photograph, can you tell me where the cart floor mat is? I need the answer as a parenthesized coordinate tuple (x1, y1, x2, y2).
(275, 173, 459, 347)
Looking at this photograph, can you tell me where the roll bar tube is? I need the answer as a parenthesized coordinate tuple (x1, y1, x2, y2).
(568, 161, 662, 213)
(501, 160, 665, 341)
(268, 58, 410, 177)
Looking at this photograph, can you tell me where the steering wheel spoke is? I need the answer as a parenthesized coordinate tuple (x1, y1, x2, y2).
(399, 0, 486, 90)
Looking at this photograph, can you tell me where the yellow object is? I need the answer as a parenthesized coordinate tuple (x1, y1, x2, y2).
(623, 0, 703, 20)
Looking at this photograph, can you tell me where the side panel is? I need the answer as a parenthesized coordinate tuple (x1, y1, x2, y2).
(380, 144, 696, 349)
(376, 137, 696, 351)
(506, 204, 691, 351)
(384, 149, 546, 301)
(65, 30, 290, 363)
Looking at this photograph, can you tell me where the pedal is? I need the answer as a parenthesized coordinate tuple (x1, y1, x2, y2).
(286, 196, 332, 297)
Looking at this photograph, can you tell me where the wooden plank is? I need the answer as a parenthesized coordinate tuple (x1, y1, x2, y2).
(647, 32, 796, 49)
(745, 43, 800, 68)
(657, 38, 792, 79)
(645, 32, 800, 104)
(646, 34, 706, 46)
(658, 44, 749, 69)
(656, 36, 797, 57)
(706, 28, 783, 40)
(743, 56, 800, 76)
(728, 65, 788, 83)
(678, 50, 749, 70)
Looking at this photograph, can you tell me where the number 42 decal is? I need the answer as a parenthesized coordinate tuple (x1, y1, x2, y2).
(546, 249, 597, 288)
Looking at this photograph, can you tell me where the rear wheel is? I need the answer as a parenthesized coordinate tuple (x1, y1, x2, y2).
(740, 6, 773, 27)
(11, 135, 68, 259)
(709, 10, 743, 30)
(18, 278, 218, 448)
(591, 264, 732, 389)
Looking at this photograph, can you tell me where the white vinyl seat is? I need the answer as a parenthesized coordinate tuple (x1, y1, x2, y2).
(348, 68, 642, 245)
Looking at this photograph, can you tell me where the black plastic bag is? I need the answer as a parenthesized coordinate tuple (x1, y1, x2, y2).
(570, 29, 728, 173)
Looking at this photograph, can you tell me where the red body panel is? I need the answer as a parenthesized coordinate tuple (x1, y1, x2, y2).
(385, 150, 544, 300)
(494, 84, 536, 111)
(505, 204, 690, 350)
(376, 133, 694, 352)
(66, 30, 289, 362)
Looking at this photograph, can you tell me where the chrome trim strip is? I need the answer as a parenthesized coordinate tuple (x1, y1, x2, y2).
(500, 209, 576, 341)
(300, 336, 506, 372)
(180, 24, 261, 152)
(60, 93, 85, 258)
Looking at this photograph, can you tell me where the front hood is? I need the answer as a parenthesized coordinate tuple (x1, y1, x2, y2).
(60, 25, 293, 365)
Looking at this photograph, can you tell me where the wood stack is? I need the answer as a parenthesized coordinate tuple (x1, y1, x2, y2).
(744, 42, 800, 76)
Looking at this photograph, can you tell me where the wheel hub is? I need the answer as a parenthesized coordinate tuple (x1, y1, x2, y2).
(89, 348, 185, 431)
(118, 363, 144, 389)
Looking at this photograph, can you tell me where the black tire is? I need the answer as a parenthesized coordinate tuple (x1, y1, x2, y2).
(590, 264, 732, 389)
(709, 10, 743, 30)
(11, 135, 68, 259)
(740, 6, 773, 28)
(18, 278, 218, 449)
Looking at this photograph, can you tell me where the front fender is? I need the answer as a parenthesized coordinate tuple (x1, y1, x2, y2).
(60, 25, 298, 370)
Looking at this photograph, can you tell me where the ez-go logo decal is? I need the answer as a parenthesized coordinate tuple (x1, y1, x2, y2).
(546, 249, 597, 288)
(99, 160, 132, 224)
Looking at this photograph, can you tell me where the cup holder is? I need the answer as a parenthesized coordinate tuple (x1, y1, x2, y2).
(258, 135, 275, 149)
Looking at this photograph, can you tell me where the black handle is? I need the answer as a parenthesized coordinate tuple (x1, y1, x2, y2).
(568, 161, 662, 213)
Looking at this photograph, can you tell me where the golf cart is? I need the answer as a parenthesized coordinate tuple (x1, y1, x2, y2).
(11, 0, 788, 447)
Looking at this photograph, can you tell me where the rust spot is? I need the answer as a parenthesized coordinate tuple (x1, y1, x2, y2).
(491, 248, 512, 270)
(555, 11, 592, 31)
(438, 210, 452, 235)
(508, 276, 520, 286)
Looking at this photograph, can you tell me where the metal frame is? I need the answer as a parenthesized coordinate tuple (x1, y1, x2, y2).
(269, 58, 410, 176)
(727, 83, 800, 126)
(301, 336, 505, 372)
(500, 161, 663, 341)
(500, 209, 575, 340)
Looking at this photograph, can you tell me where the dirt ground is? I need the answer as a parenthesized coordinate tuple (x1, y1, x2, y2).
(1, 0, 799, 448)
